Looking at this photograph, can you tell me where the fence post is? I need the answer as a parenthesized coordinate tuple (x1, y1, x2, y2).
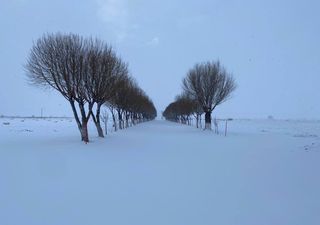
(225, 120, 228, 136)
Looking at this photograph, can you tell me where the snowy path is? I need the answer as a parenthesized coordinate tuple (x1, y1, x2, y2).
(0, 120, 320, 225)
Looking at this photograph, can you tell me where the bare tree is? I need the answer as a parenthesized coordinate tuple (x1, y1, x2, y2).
(162, 94, 196, 125)
(109, 75, 133, 129)
(182, 61, 236, 130)
(108, 75, 157, 129)
(26, 33, 157, 142)
(84, 38, 128, 137)
(187, 95, 203, 128)
(26, 33, 92, 142)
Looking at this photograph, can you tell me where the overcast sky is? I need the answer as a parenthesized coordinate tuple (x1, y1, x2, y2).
(1, 0, 319, 119)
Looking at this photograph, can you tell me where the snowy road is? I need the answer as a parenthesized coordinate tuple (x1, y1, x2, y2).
(0, 119, 320, 225)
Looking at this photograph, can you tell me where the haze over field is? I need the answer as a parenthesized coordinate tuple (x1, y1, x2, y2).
(1, 0, 320, 119)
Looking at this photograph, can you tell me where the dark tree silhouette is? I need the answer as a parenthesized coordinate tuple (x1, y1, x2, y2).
(182, 61, 236, 129)
(162, 95, 196, 125)
(108, 75, 157, 129)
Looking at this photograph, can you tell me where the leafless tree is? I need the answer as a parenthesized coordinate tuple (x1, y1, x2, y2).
(108, 75, 157, 129)
(84, 38, 128, 137)
(26, 33, 92, 142)
(182, 61, 236, 130)
(188, 95, 203, 128)
(108, 74, 132, 129)
(26, 33, 157, 142)
(162, 94, 195, 125)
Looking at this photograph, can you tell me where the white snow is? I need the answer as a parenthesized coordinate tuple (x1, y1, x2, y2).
(0, 118, 319, 225)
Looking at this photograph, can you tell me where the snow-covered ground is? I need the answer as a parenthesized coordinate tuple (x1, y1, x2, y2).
(0, 118, 319, 225)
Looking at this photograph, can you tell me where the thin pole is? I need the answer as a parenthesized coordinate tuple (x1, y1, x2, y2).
(225, 120, 228, 136)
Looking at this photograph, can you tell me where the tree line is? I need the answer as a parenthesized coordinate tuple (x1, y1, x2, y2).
(26, 33, 156, 143)
(163, 61, 236, 130)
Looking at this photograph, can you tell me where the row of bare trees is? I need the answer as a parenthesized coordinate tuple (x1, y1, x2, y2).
(163, 61, 236, 130)
(26, 33, 156, 143)
(163, 95, 203, 128)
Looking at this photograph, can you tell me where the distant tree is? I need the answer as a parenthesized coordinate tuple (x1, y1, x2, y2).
(163, 101, 180, 122)
(174, 95, 193, 125)
(107, 74, 157, 129)
(183, 94, 203, 128)
(109, 74, 132, 129)
(182, 61, 236, 130)
(162, 94, 197, 126)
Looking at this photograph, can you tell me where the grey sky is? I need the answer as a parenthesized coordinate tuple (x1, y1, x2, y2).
(1, 0, 319, 119)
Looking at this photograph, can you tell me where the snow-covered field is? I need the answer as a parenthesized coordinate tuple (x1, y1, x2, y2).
(0, 118, 319, 225)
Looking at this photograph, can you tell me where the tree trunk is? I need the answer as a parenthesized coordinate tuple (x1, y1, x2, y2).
(111, 109, 117, 131)
(95, 104, 104, 138)
(78, 102, 93, 143)
(95, 122, 104, 137)
(104, 113, 108, 135)
(81, 119, 89, 143)
(69, 100, 83, 140)
(196, 114, 199, 128)
(204, 111, 211, 130)
(125, 111, 129, 128)
(133, 113, 138, 125)
(117, 109, 123, 129)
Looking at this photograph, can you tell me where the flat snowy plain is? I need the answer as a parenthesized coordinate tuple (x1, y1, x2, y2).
(0, 118, 319, 225)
